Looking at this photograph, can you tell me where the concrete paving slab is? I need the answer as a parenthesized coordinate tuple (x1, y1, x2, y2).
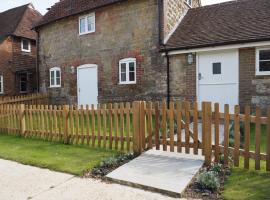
(0, 159, 180, 200)
(106, 149, 204, 197)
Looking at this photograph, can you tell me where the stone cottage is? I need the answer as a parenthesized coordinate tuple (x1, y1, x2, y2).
(34, 0, 200, 105)
(0, 4, 42, 95)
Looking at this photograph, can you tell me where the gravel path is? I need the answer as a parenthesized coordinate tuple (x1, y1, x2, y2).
(0, 159, 182, 200)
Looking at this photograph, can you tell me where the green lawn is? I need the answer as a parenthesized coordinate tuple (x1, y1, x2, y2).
(0, 134, 119, 175)
(223, 124, 270, 200)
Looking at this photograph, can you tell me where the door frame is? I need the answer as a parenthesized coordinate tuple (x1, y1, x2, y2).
(77, 64, 98, 106)
(196, 49, 240, 108)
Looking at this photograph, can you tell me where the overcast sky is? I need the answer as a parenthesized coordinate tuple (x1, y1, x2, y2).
(0, 0, 232, 14)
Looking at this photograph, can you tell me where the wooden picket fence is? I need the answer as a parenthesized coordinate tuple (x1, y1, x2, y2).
(0, 100, 270, 171)
(0, 93, 48, 105)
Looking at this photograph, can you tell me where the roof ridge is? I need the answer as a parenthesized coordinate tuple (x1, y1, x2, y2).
(0, 3, 30, 15)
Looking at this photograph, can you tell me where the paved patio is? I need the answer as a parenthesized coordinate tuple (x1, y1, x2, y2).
(0, 159, 181, 200)
(106, 149, 204, 197)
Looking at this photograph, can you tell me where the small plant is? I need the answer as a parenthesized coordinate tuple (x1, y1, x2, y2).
(209, 163, 222, 175)
(198, 171, 220, 191)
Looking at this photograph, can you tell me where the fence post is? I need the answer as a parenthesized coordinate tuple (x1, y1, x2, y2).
(204, 102, 212, 166)
(63, 105, 69, 144)
(20, 104, 26, 136)
(133, 101, 141, 155)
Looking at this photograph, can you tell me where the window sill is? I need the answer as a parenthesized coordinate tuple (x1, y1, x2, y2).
(49, 86, 61, 88)
(119, 82, 136, 85)
(21, 49, 31, 53)
(256, 72, 270, 76)
(79, 31, 95, 36)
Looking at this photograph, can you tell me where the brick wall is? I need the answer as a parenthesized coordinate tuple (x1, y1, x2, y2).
(38, 0, 167, 105)
(239, 47, 270, 111)
(163, 0, 200, 39)
(169, 53, 196, 102)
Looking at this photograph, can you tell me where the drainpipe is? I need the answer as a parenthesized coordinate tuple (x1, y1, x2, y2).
(166, 51, 170, 106)
(36, 31, 40, 93)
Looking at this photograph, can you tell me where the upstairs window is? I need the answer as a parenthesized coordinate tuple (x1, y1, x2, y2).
(79, 13, 95, 35)
(119, 58, 136, 84)
(21, 39, 31, 52)
(50, 67, 61, 88)
(256, 48, 270, 75)
(186, 0, 192, 7)
(0, 75, 3, 94)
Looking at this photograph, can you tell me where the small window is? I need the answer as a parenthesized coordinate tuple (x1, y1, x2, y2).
(21, 39, 31, 52)
(0, 75, 3, 94)
(213, 63, 221, 75)
(186, 0, 192, 7)
(256, 48, 270, 75)
(20, 73, 27, 93)
(119, 58, 136, 84)
(79, 13, 95, 35)
(50, 67, 61, 88)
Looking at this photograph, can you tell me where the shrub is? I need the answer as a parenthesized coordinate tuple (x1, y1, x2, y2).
(198, 171, 220, 191)
(209, 163, 222, 175)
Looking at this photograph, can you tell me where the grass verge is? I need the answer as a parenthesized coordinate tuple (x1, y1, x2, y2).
(0, 134, 119, 176)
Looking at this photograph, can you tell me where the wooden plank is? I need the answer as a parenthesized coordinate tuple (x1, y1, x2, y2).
(102, 104, 107, 149)
(75, 106, 79, 144)
(29, 105, 33, 137)
(234, 105, 240, 167)
(114, 103, 119, 150)
(140, 102, 146, 150)
(193, 102, 199, 155)
(91, 104, 95, 147)
(63, 105, 69, 144)
(244, 106, 250, 170)
(80, 105, 85, 145)
(267, 108, 270, 171)
(184, 101, 190, 154)
(176, 101, 182, 153)
(37, 105, 41, 138)
(126, 103, 131, 151)
(214, 103, 220, 162)
(53, 105, 58, 141)
(169, 102, 174, 152)
(255, 107, 261, 170)
(108, 103, 113, 149)
(49, 105, 53, 141)
(155, 102, 160, 150)
(58, 105, 62, 141)
(147, 102, 153, 149)
(162, 100, 167, 151)
(20, 104, 26, 137)
(97, 104, 102, 148)
(120, 103, 124, 150)
(86, 105, 90, 145)
(44, 105, 49, 140)
(224, 104, 230, 165)
(132, 101, 141, 154)
(204, 102, 212, 166)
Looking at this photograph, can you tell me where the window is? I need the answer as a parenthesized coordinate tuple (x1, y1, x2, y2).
(20, 73, 27, 93)
(186, 0, 192, 7)
(50, 67, 61, 88)
(256, 48, 270, 75)
(21, 39, 31, 52)
(119, 58, 136, 84)
(79, 13, 95, 35)
(0, 75, 3, 94)
(213, 63, 221, 74)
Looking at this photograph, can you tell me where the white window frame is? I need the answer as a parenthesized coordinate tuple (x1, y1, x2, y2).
(119, 58, 136, 85)
(79, 13, 95, 35)
(256, 47, 270, 76)
(49, 67, 61, 88)
(21, 39, 31, 52)
(185, 0, 192, 7)
(0, 75, 3, 94)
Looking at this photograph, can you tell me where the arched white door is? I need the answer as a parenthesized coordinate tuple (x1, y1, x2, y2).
(77, 64, 98, 106)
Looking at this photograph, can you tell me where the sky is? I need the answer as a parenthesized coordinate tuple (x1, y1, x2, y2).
(0, 0, 232, 14)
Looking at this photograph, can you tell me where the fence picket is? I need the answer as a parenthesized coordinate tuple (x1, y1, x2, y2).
(169, 102, 174, 152)
(214, 103, 220, 162)
(162, 100, 167, 151)
(255, 107, 261, 170)
(177, 101, 182, 153)
(244, 106, 250, 169)
(120, 103, 124, 150)
(184, 102, 190, 154)
(267, 108, 270, 171)
(193, 102, 198, 155)
(108, 103, 113, 149)
(155, 102, 160, 150)
(147, 102, 153, 149)
(234, 105, 240, 167)
(224, 104, 230, 165)
(98, 104, 102, 148)
(140, 101, 146, 150)
(102, 104, 107, 148)
(86, 105, 90, 146)
(114, 103, 119, 150)
(126, 103, 131, 151)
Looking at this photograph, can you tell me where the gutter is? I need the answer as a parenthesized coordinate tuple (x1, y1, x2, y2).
(165, 51, 170, 105)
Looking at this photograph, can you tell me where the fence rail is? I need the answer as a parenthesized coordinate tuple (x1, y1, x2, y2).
(0, 93, 48, 105)
(0, 100, 269, 171)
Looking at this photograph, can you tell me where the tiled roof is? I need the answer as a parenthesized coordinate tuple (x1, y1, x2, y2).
(165, 0, 270, 51)
(0, 4, 42, 40)
(35, 0, 126, 28)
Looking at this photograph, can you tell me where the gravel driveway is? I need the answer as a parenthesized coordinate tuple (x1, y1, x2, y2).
(0, 159, 182, 200)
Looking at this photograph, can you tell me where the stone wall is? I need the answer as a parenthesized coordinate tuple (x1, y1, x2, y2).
(239, 47, 270, 111)
(169, 53, 196, 102)
(163, 0, 200, 39)
(38, 0, 167, 105)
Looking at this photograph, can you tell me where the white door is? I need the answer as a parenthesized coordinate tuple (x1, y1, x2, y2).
(77, 64, 98, 106)
(197, 50, 239, 113)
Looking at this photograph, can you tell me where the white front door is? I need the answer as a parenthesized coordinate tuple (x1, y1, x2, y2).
(197, 50, 239, 113)
(77, 64, 98, 106)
